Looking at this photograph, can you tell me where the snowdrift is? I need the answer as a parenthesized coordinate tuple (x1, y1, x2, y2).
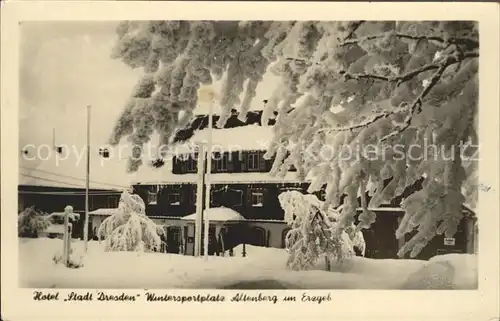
(19, 238, 477, 289)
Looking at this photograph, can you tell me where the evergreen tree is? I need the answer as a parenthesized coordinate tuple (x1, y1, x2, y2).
(98, 190, 165, 252)
(109, 21, 478, 258)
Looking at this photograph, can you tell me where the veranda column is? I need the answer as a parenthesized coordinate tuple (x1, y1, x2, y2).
(215, 225, 221, 256)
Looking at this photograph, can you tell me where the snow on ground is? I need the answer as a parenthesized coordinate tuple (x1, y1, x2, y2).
(19, 238, 477, 289)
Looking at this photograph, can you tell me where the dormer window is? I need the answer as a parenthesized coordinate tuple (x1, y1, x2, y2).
(319, 189, 326, 201)
(99, 148, 110, 158)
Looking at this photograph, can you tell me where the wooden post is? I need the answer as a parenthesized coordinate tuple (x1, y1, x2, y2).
(215, 225, 221, 256)
(204, 99, 214, 261)
(242, 243, 246, 257)
(180, 225, 185, 255)
(194, 144, 206, 257)
(220, 227, 225, 256)
(63, 205, 73, 267)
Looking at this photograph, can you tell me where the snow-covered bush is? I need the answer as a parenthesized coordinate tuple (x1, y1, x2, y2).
(98, 190, 165, 252)
(18, 207, 51, 238)
(279, 191, 354, 271)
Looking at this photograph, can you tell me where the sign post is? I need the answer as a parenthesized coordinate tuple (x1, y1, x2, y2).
(62, 205, 74, 267)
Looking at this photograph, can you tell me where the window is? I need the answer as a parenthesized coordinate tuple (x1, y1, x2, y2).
(247, 152, 259, 171)
(215, 153, 228, 172)
(148, 185, 159, 205)
(186, 156, 197, 173)
(108, 196, 119, 208)
(148, 192, 158, 205)
(168, 193, 181, 206)
(191, 189, 198, 206)
(251, 192, 264, 207)
(319, 189, 326, 201)
(99, 148, 110, 158)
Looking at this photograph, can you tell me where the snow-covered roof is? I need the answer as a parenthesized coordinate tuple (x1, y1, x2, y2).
(19, 122, 277, 189)
(88, 208, 119, 216)
(132, 170, 313, 185)
(172, 124, 273, 154)
(181, 207, 246, 222)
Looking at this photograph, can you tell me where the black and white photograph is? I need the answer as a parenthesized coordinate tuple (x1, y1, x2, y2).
(15, 18, 485, 290)
(1, 3, 499, 320)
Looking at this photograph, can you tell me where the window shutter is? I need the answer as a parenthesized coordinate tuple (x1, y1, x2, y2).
(246, 188, 252, 205)
(172, 157, 179, 174)
(265, 156, 274, 172)
(227, 153, 234, 172)
(241, 152, 247, 171)
(262, 187, 268, 206)
(259, 152, 266, 171)
(211, 157, 216, 172)
(179, 158, 186, 173)
(180, 186, 188, 206)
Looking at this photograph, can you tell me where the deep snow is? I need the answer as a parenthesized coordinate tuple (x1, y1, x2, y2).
(18, 238, 477, 289)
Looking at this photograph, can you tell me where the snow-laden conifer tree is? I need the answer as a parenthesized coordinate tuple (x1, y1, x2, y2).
(109, 21, 478, 258)
(279, 191, 354, 270)
(98, 190, 165, 252)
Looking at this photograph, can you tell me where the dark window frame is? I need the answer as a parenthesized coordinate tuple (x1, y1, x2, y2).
(168, 192, 181, 206)
(186, 157, 197, 173)
(148, 192, 158, 205)
(247, 152, 259, 171)
(214, 153, 229, 172)
(250, 191, 264, 207)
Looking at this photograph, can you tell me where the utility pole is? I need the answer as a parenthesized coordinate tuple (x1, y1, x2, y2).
(83, 105, 91, 252)
(194, 142, 206, 257)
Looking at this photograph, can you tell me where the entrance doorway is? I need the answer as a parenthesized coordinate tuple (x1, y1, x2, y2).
(246, 226, 267, 247)
(166, 226, 182, 254)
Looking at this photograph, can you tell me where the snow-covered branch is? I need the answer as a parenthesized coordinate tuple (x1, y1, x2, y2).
(329, 51, 478, 136)
(341, 32, 479, 50)
(112, 21, 479, 259)
(342, 51, 478, 84)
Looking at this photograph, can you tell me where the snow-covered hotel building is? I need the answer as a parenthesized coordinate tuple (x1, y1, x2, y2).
(126, 110, 477, 260)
